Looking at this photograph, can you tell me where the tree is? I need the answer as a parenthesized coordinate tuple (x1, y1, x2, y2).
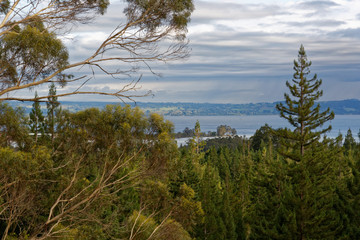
(250, 124, 278, 151)
(0, 104, 182, 239)
(29, 91, 45, 143)
(217, 125, 236, 137)
(197, 164, 226, 240)
(0, 102, 29, 149)
(344, 128, 356, 153)
(0, 0, 194, 101)
(274, 45, 341, 239)
(46, 83, 61, 143)
(186, 120, 205, 158)
(276, 44, 334, 161)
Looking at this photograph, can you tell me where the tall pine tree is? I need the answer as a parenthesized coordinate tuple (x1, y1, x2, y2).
(276, 44, 334, 161)
(273, 45, 341, 239)
(46, 83, 60, 143)
(29, 91, 45, 144)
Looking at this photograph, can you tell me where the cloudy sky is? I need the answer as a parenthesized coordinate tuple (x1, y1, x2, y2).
(59, 0, 360, 103)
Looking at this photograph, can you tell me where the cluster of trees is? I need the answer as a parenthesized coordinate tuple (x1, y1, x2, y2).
(1, 98, 194, 239)
(2, 100, 360, 239)
(175, 124, 236, 138)
(0, 0, 359, 236)
(1, 45, 360, 239)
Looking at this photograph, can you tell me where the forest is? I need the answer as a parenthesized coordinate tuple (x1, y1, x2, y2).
(1, 88, 360, 239)
(1, 0, 360, 239)
(1, 47, 360, 239)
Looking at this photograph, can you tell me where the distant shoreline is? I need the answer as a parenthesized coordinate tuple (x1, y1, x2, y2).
(5, 99, 360, 116)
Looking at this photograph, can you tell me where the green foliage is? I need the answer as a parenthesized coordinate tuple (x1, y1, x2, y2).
(269, 45, 343, 239)
(124, 0, 194, 38)
(46, 83, 61, 144)
(0, 83, 359, 239)
(250, 123, 278, 151)
(217, 124, 237, 137)
(0, 0, 10, 14)
(276, 44, 334, 161)
(174, 183, 204, 232)
(29, 92, 45, 144)
(0, 104, 185, 239)
(0, 20, 70, 87)
(0, 102, 30, 149)
(203, 135, 248, 151)
(344, 128, 356, 152)
(125, 211, 192, 240)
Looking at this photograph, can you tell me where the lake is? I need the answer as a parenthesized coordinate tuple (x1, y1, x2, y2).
(165, 115, 360, 140)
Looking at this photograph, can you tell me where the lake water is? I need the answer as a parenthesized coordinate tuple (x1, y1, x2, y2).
(165, 115, 360, 140)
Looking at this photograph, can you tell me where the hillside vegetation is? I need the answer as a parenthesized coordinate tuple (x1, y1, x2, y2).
(8, 99, 360, 116)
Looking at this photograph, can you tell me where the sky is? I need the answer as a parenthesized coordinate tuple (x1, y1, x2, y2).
(57, 0, 360, 103)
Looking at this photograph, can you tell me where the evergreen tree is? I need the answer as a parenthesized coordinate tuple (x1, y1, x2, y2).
(46, 83, 60, 143)
(221, 186, 237, 240)
(187, 120, 204, 156)
(197, 164, 226, 240)
(29, 91, 45, 143)
(276, 44, 334, 161)
(344, 128, 356, 153)
(274, 45, 341, 239)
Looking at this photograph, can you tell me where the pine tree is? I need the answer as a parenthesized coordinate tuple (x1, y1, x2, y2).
(197, 164, 226, 240)
(276, 44, 334, 161)
(29, 91, 45, 143)
(344, 128, 356, 153)
(274, 45, 341, 239)
(46, 83, 60, 143)
(188, 120, 204, 156)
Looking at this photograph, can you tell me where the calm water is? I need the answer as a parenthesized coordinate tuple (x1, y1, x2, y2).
(165, 115, 360, 140)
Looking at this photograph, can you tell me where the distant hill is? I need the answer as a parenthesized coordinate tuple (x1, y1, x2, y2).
(5, 99, 360, 116)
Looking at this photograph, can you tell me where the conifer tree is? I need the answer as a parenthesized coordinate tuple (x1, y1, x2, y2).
(276, 44, 334, 161)
(46, 83, 60, 143)
(274, 45, 341, 239)
(344, 129, 356, 153)
(197, 164, 226, 240)
(29, 91, 45, 143)
(188, 120, 204, 156)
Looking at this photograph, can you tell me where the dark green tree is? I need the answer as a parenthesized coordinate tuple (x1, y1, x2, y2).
(29, 91, 45, 143)
(46, 83, 61, 144)
(276, 44, 334, 161)
(197, 164, 226, 240)
(221, 187, 237, 240)
(273, 45, 341, 239)
(250, 124, 278, 151)
(344, 128, 356, 153)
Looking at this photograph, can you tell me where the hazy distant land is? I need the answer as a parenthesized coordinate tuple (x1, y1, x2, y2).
(7, 99, 360, 116)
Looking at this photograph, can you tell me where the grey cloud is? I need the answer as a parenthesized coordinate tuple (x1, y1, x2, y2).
(282, 20, 345, 28)
(192, 0, 284, 23)
(297, 1, 339, 10)
(143, 75, 291, 104)
(72, 3, 128, 33)
(297, 0, 340, 17)
(328, 28, 360, 38)
(59, 0, 360, 104)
